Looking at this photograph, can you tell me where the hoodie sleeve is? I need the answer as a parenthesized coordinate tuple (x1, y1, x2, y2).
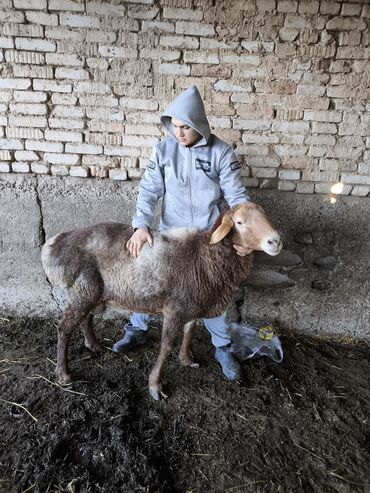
(218, 145, 250, 207)
(132, 146, 164, 230)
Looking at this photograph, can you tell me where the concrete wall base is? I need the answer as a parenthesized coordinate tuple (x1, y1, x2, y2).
(1, 173, 369, 338)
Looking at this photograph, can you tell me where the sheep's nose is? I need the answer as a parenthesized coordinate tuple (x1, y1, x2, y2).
(262, 234, 282, 256)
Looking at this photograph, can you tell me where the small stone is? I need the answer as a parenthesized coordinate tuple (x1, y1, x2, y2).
(314, 256, 337, 270)
(254, 250, 303, 267)
(294, 232, 314, 244)
(311, 280, 332, 291)
(242, 270, 295, 288)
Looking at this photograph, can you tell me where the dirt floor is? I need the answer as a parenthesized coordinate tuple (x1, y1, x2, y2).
(0, 315, 369, 493)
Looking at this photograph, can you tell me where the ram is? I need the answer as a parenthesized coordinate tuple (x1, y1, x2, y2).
(41, 202, 282, 400)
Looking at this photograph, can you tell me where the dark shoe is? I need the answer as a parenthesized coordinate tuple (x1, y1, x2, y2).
(215, 344, 242, 380)
(112, 324, 147, 353)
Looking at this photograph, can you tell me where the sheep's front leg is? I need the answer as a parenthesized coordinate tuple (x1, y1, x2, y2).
(81, 314, 101, 352)
(179, 320, 199, 368)
(149, 314, 181, 401)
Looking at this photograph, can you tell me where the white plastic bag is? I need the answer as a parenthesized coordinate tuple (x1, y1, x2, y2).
(229, 321, 283, 363)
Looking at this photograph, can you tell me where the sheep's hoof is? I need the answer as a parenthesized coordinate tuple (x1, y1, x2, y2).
(149, 385, 168, 401)
(55, 368, 72, 385)
(84, 341, 101, 353)
(180, 358, 200, 368)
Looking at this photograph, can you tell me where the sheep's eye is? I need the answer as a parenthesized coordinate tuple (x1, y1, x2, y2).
(236, 221, 242, 225)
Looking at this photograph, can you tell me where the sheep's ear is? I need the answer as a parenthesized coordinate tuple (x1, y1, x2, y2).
(209, 215, 234, 244)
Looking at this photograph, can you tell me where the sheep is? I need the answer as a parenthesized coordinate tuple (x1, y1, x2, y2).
(41, 202, 282, 400)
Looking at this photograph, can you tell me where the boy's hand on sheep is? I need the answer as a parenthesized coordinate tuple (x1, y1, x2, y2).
(126, 228, 154, 258)
(233, 244, 253, 256)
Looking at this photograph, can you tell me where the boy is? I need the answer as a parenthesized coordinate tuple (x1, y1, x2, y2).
(113, 85, 250, 380)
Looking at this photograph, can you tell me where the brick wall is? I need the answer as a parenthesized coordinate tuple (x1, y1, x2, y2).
(0, 0, 369, 196)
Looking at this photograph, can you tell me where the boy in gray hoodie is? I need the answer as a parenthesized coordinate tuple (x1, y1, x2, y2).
(113, 85, 250, 380)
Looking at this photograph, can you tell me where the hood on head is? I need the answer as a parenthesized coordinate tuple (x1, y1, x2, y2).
(161, 85, 211, 146)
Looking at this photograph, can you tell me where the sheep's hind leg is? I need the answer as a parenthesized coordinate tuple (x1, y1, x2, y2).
(179, 320, 199, 368)
(56, 305, 92, 385)
(149, 314, 182, 401)
(81, 313, 101, 352)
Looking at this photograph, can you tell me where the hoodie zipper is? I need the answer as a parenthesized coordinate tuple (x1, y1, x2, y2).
(188, 147, 194, 226)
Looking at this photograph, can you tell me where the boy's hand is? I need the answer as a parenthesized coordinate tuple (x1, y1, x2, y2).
(126, 228, 153, 258)
(233, 244, 253, 256)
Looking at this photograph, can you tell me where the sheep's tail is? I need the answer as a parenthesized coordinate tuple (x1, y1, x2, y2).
(41, 233, 78, 288)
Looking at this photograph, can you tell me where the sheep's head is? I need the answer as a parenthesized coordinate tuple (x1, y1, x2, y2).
(209, 202, 282, 256)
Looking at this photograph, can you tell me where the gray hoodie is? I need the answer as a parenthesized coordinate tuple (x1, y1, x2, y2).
(132, 85, 249, 231)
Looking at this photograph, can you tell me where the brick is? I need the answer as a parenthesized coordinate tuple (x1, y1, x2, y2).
(74, 82, 111, 94)
(338, 31, 361, 47)
(55, 68, 89, 80)
(50, 165, 69, 176)
(88, 121, 122, 133)
(86, 2, 126, 16)
(9, 116, 47, 127)
(243, 134, 279, 144)
(26, 140, 63, 152)
(33, 79, 71, 93)
(125, 124, 161, 136)
(86, 133, 122, 146)
(272, 122, 310, 133)
(342, 174, 370, 185)
(341, 3, 362, 16)
(15, 37, 56, 52)
(9, 103, 47, 115)
(86, 107, 124, 121)
(214, 80, 252, 92)
(296, 182, 315, 193)
(98, 46, 137, 59)
(109, 169, 128, 180)
(159, 63, 190, 75)
(320, 2, 341, 15)
(14, 0, 46, 8)
(311, 122, 337, 134)
(163, 7, 203, 20)
(248, 157, 280, 168)
(298, 1, 319, 14)
(25, 11, 58, 26)
(304, 111, 342, 123)
(176, 21, 215, 36)
(233, 119, 271, 131)
(315, 183, 352, 195)
(251, 168, 277, 178)
(208, 117, 231, 129)
(120, 99, 156, 112)
(31, 162, 49, 174)
(13, 65, 53, 79)
(302, 169, 339, 182)
(69, 167, 89, 177)
(44, 153, 79, 165)
(126, 5, 159, 19)
(122, 135, 159, 147)
(326, 17, 366, 31)
(326, 146, 362, 160)
(6, 127, 43, 139)
(297, 84, 325, 97)
(0, 139, 23, 150)
(5, 50, 44, 64)
(351, 186, 369, 196)
(65, 143, 103, 154)
(51, 94, 77, 105)
(305, 135, 336, 146)
(222, 54, 261, 66)
(0, 37, 14, 49)
(191, 64, 232, 78)
(0, 163, 11, 172)
(126, 112, 160, 124)
(45, 28, 86, 41)
(140, 48, 180, 61)
(45, 53, 84, 67)
(14, 150, 39, 161)
(142, 21, 175, 33)
(52, 106, 84, 118)
(235, 144, 269, 156)
(160, 35, 199, 49)
(12, 161, 30, 173)
(0, 150, 11, 160)
(279, 169, 300, 180)
(60, 14, 99, 28)
(183, 52, 219, 64)
(278, 181, 296, 191)
(79, 95, 118, 107)
(0, 10, 24, 22)
(45, 130, 83, 143)
(274, 144, 307, 156)
(0, 78, 31, 89)
(277, 1, 298, 13)
(362, 5, 370, 18)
